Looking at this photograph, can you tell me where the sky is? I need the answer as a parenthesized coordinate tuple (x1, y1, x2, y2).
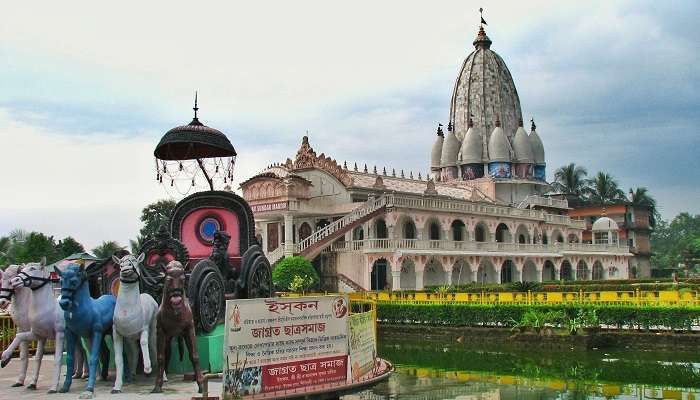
(1, 1, 698, 251)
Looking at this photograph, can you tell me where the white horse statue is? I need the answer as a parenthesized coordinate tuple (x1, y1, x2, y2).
(2, 258, 66, 393)
(0, 265, 33, 388)
(111, 253, 159, 394)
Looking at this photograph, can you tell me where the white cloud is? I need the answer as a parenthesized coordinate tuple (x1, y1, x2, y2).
(0, 109, 275, 249)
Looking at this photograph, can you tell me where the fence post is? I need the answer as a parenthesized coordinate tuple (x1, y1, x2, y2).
(635, 288, 640, 307)
(579, 289, 584, 304)
(527, 290, 531, 306)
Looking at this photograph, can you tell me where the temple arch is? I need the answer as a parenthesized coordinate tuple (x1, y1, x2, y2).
(400, 258, 416, 290)
(424, 258, 447, 287)
(592, 260, 605, 280)
(477, 259, 497, 284)
(543, 260, 556, 281)
(451, 220, 466, 241)
(370, 258, 389, 290)
(451, 259, 472, 285)
(576, 260, 589, 281)
(474, 221, 489, 242)
(500, 259, 515, 283)
(560, 259, 573, 281)
(522, 260, 538, 282)
(496, 223, 511, 243)
(515, 224, 530, 244)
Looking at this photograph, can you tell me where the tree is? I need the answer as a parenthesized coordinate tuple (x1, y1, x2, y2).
(585, 172, 626, 206)
(130, 235, 146, 255)
(552, 163, 589, 199)
(92, 241, 123, 259)
(271, 256, 319, 292)
(139, 200, 177, 240)
(651, 213, 700, 270)
(629, 186, 659, 227)
(55, 236, 85, 259)
(4, 232, 58, 265)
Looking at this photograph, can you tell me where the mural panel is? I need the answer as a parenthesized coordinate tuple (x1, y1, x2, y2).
(488, 162, 512, 179)
(534, 165, 546, 181)
(460, 164, 484, 180)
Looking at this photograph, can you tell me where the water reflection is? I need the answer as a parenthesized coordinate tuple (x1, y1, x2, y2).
(344, 331, 700, 399)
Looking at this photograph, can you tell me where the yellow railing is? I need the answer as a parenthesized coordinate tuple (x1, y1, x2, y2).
(0, 313, 55, 355)
(349, 290, 700, 307)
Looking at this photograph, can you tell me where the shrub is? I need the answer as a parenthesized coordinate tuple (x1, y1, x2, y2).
(509, 281, 543, 292)
(271, 256, 319, 292)
(376, 303, 700, 331)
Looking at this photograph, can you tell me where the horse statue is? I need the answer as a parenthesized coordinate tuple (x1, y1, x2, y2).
(152, 260, 203, 393)
(2, 259, 67, 393)
(110, 253, 159, 394)
(56, 262, 116, 398)
(0, 265, 33, 388)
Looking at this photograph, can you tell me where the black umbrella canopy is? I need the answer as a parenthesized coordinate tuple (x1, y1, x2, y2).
(154, 96, 237, 161)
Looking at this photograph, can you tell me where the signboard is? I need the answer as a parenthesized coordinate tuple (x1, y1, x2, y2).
(223, 296, 349, 398)
(348, 311, 377, 381)
(250, 201, 288, 213)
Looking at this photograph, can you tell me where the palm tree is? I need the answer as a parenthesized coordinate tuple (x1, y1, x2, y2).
(629, 187, 659, 227)
(92, 241, 123, 259)
(552, 163, 589, 198)
(586, 172, 626, 205)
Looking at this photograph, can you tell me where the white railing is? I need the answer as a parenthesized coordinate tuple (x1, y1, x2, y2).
(267, 246, 285, 265)
(516, 195, 569, 209)
(384, 193, 578, 227)
(331, 239, 630, 255)
(296, 195, 388, 253)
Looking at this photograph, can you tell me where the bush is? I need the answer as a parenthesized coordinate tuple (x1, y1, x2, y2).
(272, 256, 319, 292)
(376, 303, 700, 331)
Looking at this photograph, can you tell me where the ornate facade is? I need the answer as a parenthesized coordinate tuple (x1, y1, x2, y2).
(239, 24, 632, 291)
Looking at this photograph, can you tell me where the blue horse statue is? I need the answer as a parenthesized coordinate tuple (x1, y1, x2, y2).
(56, 263, 116, 398)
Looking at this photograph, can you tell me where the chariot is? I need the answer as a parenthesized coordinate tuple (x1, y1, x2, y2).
(136, 190, 273, 333)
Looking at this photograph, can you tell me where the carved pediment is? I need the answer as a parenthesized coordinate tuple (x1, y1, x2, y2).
(292, 136, 353, 186)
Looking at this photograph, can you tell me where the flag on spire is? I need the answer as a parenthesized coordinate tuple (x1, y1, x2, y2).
(479, 7, 487, 26)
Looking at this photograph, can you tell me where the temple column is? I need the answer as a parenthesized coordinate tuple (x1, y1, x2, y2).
(284, 213, 294, 256)
(391, 271, 401, 291)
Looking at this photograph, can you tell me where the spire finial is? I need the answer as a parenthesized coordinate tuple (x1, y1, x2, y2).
(193, 91, 199, 119)
(437, 123, 444, 137)
(473, 8, 491, 49)
(479, 7, 485, 28)
(530, 118, 536, 132)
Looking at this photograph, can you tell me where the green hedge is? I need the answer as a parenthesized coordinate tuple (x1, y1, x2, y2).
(377, 303, 700, 331)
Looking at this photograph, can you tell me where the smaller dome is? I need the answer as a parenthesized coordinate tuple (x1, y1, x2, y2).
(440, 127, 461, 167)
(487, 122, 511, 163)
(459, 123, 483, 164)
(528, 120, 545, 165)
(512, 124, 533, 163)
(592, 216, 618, 232)
(430, 125, 445, 168)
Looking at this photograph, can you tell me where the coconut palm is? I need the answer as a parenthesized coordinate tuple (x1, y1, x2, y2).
(585, 172, 626, 205)
(629, 187, 659, 227)
(552, 163, 589, 198)
(91, 240, 123, 259)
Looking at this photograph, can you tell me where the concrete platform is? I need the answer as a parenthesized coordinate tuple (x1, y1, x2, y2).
(0, 354, 221, 400)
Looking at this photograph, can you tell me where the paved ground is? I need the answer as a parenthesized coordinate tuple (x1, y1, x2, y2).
(0, 355, 222, 400)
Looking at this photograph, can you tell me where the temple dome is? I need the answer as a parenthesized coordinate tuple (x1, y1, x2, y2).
(458, 124, 483, 164)
(430, 125, 445, 168)
(592, 216, 618, 232)
(487, 123, 511, 163)
(440, 128, 461, 167)
(528, 121, 545, 164)
(449, 26, 522, 144)
(512, 124, 533, 163)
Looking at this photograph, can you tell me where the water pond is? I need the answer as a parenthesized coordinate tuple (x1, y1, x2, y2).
(344, 330, 700, 399)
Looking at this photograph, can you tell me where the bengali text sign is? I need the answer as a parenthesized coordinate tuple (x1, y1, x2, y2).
(223, 295, 349, 397)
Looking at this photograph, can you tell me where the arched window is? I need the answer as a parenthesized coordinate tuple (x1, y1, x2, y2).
(352, 226, 364, 241)
(299, 222, 312, 241)
(495, 223, 510, 243)
(404, 221, 416, 239)
(475, 224, 486, 242)
(518, 234, 526, 244)
(375, 219, 388, 239)
(429, 222, 441, 241)
(451, 220, 465, 241)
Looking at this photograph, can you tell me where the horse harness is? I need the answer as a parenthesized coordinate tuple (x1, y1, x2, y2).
(17, 271, 56, 292)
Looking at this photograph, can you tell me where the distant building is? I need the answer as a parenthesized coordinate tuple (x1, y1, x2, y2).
(239, 23, 633, 291)
(568, 204, 653, 278)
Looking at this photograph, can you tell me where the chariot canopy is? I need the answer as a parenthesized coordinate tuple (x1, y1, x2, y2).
(154, 92, 237, 193)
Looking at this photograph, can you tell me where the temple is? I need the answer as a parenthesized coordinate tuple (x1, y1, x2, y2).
(239, 23, 632, 291)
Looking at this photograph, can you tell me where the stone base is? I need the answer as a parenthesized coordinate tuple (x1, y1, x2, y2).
(167, 324, 225, 374)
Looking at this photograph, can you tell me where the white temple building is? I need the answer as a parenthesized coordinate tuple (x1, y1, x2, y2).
(239, 24, 632, 291)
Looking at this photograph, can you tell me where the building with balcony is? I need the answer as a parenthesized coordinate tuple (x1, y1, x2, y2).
(568, 204, 653, 278)
(239, 23, 632, 291)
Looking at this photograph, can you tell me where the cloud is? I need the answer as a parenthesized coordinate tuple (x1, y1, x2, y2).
(1, 0, 698, 250)
(0, 109, 276, 249)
